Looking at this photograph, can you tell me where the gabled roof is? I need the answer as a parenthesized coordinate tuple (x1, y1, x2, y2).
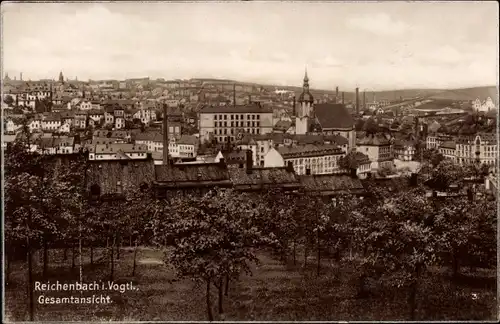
(357, 134, 390, 146)
(314, 103, 354, 130)
(229, 167, 301, 191)
(87, 159, 156, 195)
(154, 163, 231, 187)
(200, 103, 272, 114)
(277, 144, 343, 159)
(299, 174, 365, 196)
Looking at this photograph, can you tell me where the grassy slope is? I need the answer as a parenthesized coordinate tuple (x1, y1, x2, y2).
(4, 247, 496, 322)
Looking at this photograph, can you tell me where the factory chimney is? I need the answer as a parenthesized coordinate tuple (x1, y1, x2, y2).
(363, 91, 366, 111)
(162, 103, 169, 165)
(335, 86, 339, 103)
(341, 92, 345, 105)
(233, 84, 236, 107)
(293, 96, 296, 117)
(355, 87, 360, 115)
(20, 72, 23, 81)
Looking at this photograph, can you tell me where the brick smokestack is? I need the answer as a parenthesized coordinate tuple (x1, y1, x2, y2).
(335, 86, 339, 103)
(341, 92, 345, 105)
(363, 91, 366, 111)
(233, 84, 236, 107)
(293, 96, 296, 116)
(162, 103, 169, 165)
(245, 149, 253, 174)
(355, 87, 360, 114)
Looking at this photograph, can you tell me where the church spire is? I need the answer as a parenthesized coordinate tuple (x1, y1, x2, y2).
(59, 71, 64, 83)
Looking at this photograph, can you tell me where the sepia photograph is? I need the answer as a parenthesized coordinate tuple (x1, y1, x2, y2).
(1, 0, 498, 322)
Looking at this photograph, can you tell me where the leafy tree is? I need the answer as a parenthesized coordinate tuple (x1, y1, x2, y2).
(427, 159, 467, 191)
(363, 117, 379, 135)
(161, 189, 269, 320)
(4, 94, 14, 106)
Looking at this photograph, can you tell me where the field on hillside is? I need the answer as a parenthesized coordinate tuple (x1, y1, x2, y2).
(5, 247, 496, 322)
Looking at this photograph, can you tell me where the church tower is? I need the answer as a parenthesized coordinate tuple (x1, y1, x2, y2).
(59, 71, 64, 83)
(295, 68, 314, 135)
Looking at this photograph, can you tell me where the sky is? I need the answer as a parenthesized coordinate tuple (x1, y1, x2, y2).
(1, 1, 498, 91)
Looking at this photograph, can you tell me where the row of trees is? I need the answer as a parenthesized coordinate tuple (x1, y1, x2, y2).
(5, 136, 496, 321)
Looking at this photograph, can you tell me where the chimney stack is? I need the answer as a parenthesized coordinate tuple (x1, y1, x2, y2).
(335, 86, 339, 103)
(341, 92, 345, 105)
(245, 149, 253, 174)
(248, 94, 251, 104)
(20, 72, 23, 81)
(233, 84, 236, 107)
(363, 91, 366, 111)
(355, 87, 360, 115)
(162, 103, 169, 165)
(293, 96, 296, 117)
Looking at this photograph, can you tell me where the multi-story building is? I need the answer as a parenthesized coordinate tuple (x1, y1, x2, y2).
(456, 133, 497, 166)
(439, 141, 457, 162)
(393, 140, 416, 161)
(198, 102, 274, 144)
(88, 143, 148, 160)
(356, 134, 393, 170)
(264, 144, 345, 175)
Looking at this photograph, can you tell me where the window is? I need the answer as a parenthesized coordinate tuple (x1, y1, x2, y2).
(224, 115, 227, 120)
(236, 115, 239, 120)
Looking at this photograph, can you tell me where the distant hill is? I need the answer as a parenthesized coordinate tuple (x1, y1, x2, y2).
(427, 86, 498, 102)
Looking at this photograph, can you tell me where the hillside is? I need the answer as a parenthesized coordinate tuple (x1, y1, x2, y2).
(427, 86, 498, 102)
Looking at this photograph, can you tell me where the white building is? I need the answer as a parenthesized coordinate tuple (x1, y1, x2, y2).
(264, 144, 345, 175)
(88, 143, 149, 160)
(356, 134, 393, 170)
(198, 102, 274, 144)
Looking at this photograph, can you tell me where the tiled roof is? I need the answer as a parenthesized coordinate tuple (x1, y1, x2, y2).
(229, 167, 301, 191)
(314, 104, 354, 130)
(53, 136, 74, 147)
(200, 103, 273, 114)
(135, 131, 163, 142)
(87, 160, 156, 196)
(155, 163, 231, 187)
(177, 134, 198, 146)
(299, 174, 365, 196)
(357, 134, 390, 146)
(91, 143, 148, 154)
(90, 137, 117, 145)
(277, 144, 343, 159)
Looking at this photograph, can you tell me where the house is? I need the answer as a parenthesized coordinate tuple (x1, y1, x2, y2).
(115, 117, 125, 129)
(439, 141, 456, 162)
(74, 112, 88, 129)
(339, 151, 372, 179)
(356, 134, 393, 170)
(53, 136, 75, 154)
(28, 117, 42, 132)
(215, 149, 248, 169)
(393, 140, 416, 161)
(88, 143, 149, 160)
(264, 144, 345, 175)
(175, 135, 198, 158)
(57, 123, 71, 134)
(41, 115, 62, 132)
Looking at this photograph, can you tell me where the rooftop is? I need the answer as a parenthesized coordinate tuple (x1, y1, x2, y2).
(314, 103, 354, 130)
(200, 103, 273, 114)
(277, 144, 343, 159)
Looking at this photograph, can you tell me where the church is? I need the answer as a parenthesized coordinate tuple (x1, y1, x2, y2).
(291, 70, 356, 151)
